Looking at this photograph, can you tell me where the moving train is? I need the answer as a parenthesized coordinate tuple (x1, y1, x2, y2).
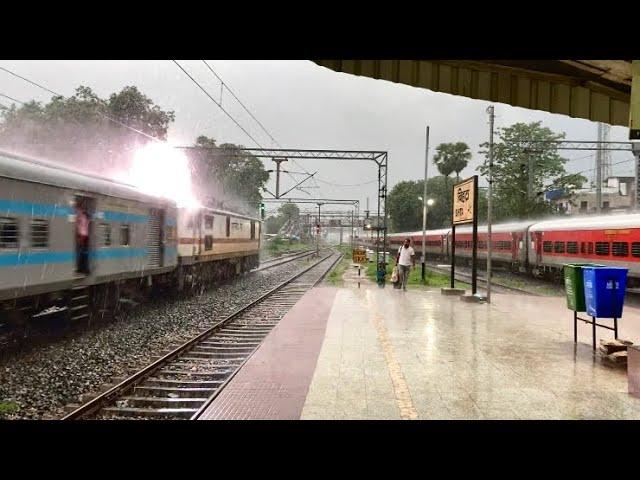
(0, 150, 261, 327)
(363, 214, 640, 285)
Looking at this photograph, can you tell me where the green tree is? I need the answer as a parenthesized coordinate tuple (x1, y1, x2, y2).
(265, 215, 285, 234)
(387, 175, 487, 232)
(387, 180, 422, 232)
(477, 122, 586, 221)
(190, 136, 270, 211)
(263, 203, 301, 235)
(433, 142, 472, 183)
(278, 203, 300, 222)
(0, 85, 175, 173)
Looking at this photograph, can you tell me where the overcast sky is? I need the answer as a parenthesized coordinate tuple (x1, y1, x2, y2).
(0, 60, 633, 215)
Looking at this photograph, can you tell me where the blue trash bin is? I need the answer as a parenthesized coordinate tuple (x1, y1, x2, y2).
(582, 266, 628, 318)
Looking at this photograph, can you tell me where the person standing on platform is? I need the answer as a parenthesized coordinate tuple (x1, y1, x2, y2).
(395, 238, 415, 291)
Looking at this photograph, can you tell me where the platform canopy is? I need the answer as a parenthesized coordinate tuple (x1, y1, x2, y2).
(313, 60, 633, 128)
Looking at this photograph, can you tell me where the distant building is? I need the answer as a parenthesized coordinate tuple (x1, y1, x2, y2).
(547, 176, 636, 214)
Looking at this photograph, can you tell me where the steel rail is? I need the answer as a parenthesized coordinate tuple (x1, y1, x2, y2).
(190, 251, 343, 420)
(62, 249, 341, 420)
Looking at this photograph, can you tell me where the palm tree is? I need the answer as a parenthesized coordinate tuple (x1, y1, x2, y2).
(433, 142, 471, 182)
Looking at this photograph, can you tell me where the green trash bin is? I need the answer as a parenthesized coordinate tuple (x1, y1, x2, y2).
(563, 263, 605, 311)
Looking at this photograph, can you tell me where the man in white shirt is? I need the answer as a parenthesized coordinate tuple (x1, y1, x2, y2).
(396, 238, 415, 291)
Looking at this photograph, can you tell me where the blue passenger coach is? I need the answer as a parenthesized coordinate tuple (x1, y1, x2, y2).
(0, 150, 178, 323)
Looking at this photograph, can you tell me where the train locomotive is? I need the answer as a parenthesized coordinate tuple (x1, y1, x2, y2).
(0, 150, 261, 327)
(370, 214, 640, 286)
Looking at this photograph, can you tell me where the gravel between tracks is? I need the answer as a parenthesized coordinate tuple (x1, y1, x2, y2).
(0, 256, 316, 420)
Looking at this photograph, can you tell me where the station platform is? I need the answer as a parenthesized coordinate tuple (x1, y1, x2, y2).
(199, 271, 640, 420)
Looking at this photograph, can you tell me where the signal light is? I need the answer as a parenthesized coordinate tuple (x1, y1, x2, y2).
(260, 202, 265, 220)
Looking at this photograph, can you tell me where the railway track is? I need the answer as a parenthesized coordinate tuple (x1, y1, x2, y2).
(62, 249, 342, 420)
(425, 263, 541, 296)
(254, 249, 316, 272)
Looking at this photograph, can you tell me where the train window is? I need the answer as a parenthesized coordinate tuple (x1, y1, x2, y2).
(554, 242, 565, 254)
(581, 242, 586, 254)
(478, 241, 486, 249)
(204, 235, 213, 251)
(632, 242, 640, 258)
(120, 225, 130, 246)
(588, 242, 593, 254)
(30, 219, 48, 248)
(226, 217, 230, 237)
(543, 241, 552, 253)
(567, 242, 578, 254)
(204, 215, 214, 230)
(595, 242, 609, 256)
(0, 217, 19, 249)
(612, 242, 629, 257)
(101, 223, 112, 246)
(495, 241, 512, 250)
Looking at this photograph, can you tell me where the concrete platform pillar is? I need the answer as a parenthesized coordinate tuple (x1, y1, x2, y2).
(441, 287, 465, 296)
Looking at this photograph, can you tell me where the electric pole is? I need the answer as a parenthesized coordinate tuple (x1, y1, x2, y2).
(316, 203, 322, 257)
(421, 126, 430, 282)
(272, 157, 288, 198)
(596, 122, 610, 213)
(486, 105, 495, 303)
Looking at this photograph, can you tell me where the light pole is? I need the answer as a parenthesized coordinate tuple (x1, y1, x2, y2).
(486, 105, 495, 303)
(421, 126, 430, 281)
(418, 196, 434, 282)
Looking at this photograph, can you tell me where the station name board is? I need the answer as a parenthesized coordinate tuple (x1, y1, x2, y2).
(452, 177, 476, 225)
(352, 248, 367, 264)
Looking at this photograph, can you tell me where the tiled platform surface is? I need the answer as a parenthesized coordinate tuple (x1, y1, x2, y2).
(301, 285, 640, 420)
(198, 286, 337, 420)
(198, 266, 640, 420)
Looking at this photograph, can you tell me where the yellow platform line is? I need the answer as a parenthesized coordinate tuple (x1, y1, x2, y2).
(370, 299, 418, 420)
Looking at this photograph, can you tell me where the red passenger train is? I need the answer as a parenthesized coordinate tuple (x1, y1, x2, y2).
(363, 213, 640, 285)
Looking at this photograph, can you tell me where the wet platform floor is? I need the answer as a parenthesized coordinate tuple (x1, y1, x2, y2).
(200, 272, 640, 420)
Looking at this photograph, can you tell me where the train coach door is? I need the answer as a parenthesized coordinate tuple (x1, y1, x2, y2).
(74, 195, 94, 276)
(512, 233, 520, 263)
(147, 208, 163, 268)
(534, 232, 543, 264)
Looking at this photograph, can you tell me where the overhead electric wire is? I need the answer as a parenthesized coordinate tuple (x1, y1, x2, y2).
(565, 152, 597, 163)
(202, 60, 281, 148)
(173, 60, 264, 148)
(176, 61, 310, 198)
(0, 65, 160, 142)
(314, 177, 378, 187)
(199, 61, 317, 194)
(0, 92, 25, 105)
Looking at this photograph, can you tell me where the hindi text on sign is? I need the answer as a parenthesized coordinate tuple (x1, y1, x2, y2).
(452, 177, 475, 225)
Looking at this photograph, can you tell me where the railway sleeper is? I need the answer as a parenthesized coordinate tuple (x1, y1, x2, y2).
(134, 386, 216, 398)
(168, 359, 245, 368)
(181, 350, 251, 359)
(203, 334, 265, 341)
(192, 345, 257, 353)
(221, 327, 274, 334)
(158, 369, 234, 379)
(228, 322, 279, 327)
(145, 377, 223, 388)
(197, 342, 260, 349)
(118, 396, 209, 409)
(101, 406, 198, 419)
(206, 336, 266, 343)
